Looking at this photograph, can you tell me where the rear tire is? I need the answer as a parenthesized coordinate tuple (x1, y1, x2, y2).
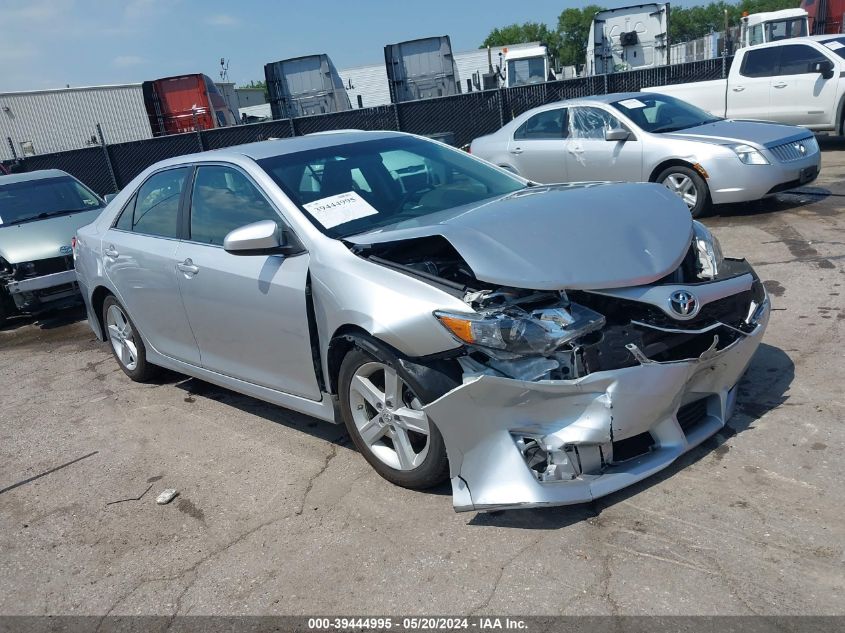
(102, 296, 158, 382)
(656, 165, 710, 218)
(338, 347, 450, 490)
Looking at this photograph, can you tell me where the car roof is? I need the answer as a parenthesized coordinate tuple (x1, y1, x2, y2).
(743, 35, 842, 49)
(510, 92, 653, 118)
(0, 169, 70, 185)
(169, 130, 407, 165)
(807, 34, 845, 42)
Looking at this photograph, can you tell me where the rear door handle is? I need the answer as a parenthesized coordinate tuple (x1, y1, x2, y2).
(773, 82, 788, 88)
(732, 86, 745, 92)
(509, 147, 523, 154)
(104, 245, 119, 258)
(176, 259, 199, 275)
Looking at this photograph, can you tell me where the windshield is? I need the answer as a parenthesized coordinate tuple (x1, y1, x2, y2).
(821, 37, 845, 60)
(257, 136, 526, 238)
(0, 176, 102, 226)
(507, 57, 546, 87)
(611, 93, 721, 133)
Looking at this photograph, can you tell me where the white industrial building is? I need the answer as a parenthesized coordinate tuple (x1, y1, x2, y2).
(0, 84, 151, 161)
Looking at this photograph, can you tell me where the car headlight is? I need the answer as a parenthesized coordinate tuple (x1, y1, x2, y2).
(435, 303, 605, 356)
(730, 143, 769, 165)
(692, 221, 724, 279)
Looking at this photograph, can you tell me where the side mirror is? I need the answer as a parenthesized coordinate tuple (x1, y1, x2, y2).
(103, 193, 118, 203)
(605, 127, 631, 142)
(223, 220, 303, 256)
(813, 60, 835, 79)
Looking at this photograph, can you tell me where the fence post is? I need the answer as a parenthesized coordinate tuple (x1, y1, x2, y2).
(96, 123, 119, 193)
(496, 89, 504, 128)
(191, 111, 205, 151)
(289, 118, 296, 138)
(721, 52, 727, 79)
(603, 74, 608, 95)
(392, 103, 401, 132)
(7, 137, 17, 161)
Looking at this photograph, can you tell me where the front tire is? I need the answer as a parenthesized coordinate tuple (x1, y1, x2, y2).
(102, 296, 157, 382)
(338, 347, 450, 490)
(657, 165, 710, 218)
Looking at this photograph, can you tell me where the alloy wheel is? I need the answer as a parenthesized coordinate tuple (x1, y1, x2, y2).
(106, 304, 138, 371)
(662, 172, 698, 209)
(348, 361, 430, 471)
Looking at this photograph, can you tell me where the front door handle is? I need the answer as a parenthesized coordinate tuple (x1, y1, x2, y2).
(104, 245, 119, 258)
(176, 259, 199, 275)
(509, 147, 524, 154)
(732, 86, 745, 92)
(773, 82, 788, 88)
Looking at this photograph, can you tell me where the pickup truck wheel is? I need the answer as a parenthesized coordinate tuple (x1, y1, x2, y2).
(657, 166, 710, 218)
(102, 296, 157, 382)
(339, 347, 450, 490)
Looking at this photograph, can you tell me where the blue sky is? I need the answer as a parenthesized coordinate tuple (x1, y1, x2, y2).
(0, 0, 705, 92)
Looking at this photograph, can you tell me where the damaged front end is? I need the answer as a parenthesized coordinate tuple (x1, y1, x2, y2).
(356, 221, 770, 512)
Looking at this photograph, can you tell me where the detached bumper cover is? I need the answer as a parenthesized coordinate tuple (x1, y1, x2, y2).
(424, 301, 770, 513)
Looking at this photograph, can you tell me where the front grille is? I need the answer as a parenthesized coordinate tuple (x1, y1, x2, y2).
(577, 289, 753, 331)
(768, 136, 818, 163)
(677, 398, 708, 432)
(14, 256, 74, 280)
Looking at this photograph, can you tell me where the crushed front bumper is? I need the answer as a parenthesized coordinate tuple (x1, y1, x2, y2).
(424, 300, 770, 513)
(6, 269, 80, 312)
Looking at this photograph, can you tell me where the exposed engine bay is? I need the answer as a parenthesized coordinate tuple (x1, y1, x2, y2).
(352, 227, 766, 384)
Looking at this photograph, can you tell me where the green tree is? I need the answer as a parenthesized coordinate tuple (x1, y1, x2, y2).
(556, 5, 605, 67)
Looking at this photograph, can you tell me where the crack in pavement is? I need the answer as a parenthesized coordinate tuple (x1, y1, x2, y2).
(295, 442, 339, 516)
(469, 535, 544, 615)
(94, 439, 343, 619)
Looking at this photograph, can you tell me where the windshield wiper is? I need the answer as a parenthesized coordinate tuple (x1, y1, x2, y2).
(1, 208, 96, 225)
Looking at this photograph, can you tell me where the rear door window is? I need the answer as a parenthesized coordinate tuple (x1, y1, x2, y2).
(115, 167, 189, 238)
(514, 109, 567, 140)
(741, 49, 780, 77)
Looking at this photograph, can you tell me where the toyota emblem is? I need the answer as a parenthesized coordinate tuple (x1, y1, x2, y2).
(669, 290, 699, 320)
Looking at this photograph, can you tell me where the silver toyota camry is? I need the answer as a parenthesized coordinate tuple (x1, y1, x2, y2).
(74, 131, 770, 512)
(470, 92, 821, 217)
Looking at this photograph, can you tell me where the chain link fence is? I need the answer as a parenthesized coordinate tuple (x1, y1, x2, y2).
(10, 56, 734, 196)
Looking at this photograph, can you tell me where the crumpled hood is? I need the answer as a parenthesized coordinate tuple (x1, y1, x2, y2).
(0, 209, 102, 263)
(349, 182, 693, 290)
(662, 119, 812, 148)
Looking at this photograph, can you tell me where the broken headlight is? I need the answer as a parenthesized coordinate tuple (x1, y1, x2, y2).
(692, 221, 724, 279)
(435, 302, 605, 356)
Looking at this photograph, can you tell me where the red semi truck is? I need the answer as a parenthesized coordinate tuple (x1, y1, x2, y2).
(142, 74, 238, 136)
(802, 0, 845, 34)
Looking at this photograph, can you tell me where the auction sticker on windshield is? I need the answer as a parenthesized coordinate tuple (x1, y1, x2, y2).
(618, 98, 647, 109)
(824, 40, 844, 50)
(303, 191, 378, 229)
